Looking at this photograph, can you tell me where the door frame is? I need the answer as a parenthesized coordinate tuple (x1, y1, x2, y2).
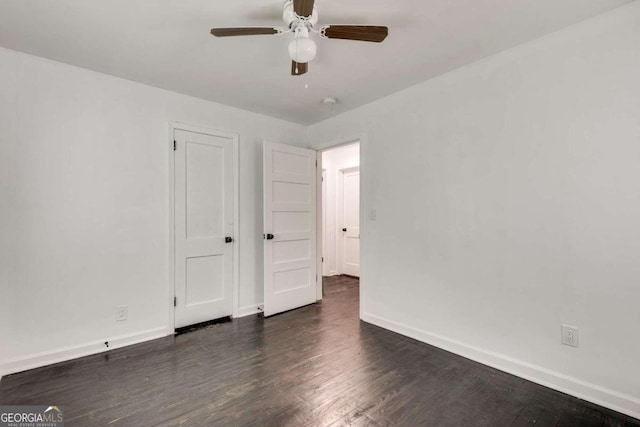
(321, 169, 329, 277)
(313, 134, 364, 307)
(168, 122, 240, 333)
(337, 166, 360, 276)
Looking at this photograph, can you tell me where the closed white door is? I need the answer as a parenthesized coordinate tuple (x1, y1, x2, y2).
(263, 142, 317, 317)
(341, 168, 360, 277)
(174, 129, 234, 328)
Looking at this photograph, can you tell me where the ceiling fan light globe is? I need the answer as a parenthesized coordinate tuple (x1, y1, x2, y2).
(288, 38, 316, 63)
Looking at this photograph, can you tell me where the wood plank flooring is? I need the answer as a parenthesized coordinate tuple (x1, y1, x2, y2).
(1, 275, 638, 426)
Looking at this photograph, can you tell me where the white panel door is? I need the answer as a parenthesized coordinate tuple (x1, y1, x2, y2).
(174, 129, 234, 328)
(341, 168, 360, 277)
(264, 141, 317, 317)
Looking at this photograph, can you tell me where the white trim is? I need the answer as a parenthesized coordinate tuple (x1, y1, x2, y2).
(316, 152, 323, 300)
(168, 121, 240, 330)
(237, 304, 263, 318)
(167, 123, 176, 336)
(336, 167, 343, 275)
(0, 327, 168, 379)
(361, 312, 640, 420)
(311, 134, 362, 152)
(321, 169, 328, 277)
(232, 133, 240, 318)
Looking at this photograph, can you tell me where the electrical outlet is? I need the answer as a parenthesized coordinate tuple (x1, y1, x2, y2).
(561, 325, 578, 347)
(116, 305, 128, 322)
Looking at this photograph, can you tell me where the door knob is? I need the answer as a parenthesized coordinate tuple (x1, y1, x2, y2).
(266, 233, 275, 240)
(225, 237, 233, 243)
(342, 228, 347, 232)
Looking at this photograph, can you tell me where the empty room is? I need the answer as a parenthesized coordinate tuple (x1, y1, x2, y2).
(1, 0, 639, 426)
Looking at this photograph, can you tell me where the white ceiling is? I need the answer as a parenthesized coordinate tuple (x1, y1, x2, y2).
(0, 0, 632, 125)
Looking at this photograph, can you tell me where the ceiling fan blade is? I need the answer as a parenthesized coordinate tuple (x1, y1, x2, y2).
(293, 0, 315, 17)
(291, 61, 308, 76)
(210, 27, 279, 37)
(323, 25, 388, 42)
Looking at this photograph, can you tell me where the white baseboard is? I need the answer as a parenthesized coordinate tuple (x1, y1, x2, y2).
(0, 327, 169, 379)
(237, 304, 263, 318)
(361, 312, 640, 420)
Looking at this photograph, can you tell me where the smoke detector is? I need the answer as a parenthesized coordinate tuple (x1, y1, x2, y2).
(322, 97, 337, 111)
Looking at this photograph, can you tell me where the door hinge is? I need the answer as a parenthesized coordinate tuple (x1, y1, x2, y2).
(173, 140, 176, 151)
(322, 257, 324, 262)
(174, 296, 177, 307)
(315, 160, 317, 167)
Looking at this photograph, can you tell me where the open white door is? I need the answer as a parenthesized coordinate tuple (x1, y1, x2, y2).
(263, 142, 317, 317)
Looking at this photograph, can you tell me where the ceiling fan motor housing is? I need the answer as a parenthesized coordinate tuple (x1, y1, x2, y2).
(282, 0, 318, 29)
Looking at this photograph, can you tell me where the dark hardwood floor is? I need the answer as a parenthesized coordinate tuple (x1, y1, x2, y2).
(1, 275, 638, 426)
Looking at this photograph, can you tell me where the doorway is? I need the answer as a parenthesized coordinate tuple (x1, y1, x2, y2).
(261, 139, 360, 316)
(320, 142, 360, 299)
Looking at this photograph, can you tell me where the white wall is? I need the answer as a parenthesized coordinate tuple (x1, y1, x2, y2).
(322, 143, 360, 276)
(309, 2, 640, 418)
(0, 47, 307, 376)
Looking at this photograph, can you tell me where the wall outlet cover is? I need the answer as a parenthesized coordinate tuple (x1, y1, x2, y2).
(561, 324, 578, 347)
(116, 305, 128, 322)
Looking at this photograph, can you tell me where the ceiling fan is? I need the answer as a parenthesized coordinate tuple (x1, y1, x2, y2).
(210, 0, 389, 76)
